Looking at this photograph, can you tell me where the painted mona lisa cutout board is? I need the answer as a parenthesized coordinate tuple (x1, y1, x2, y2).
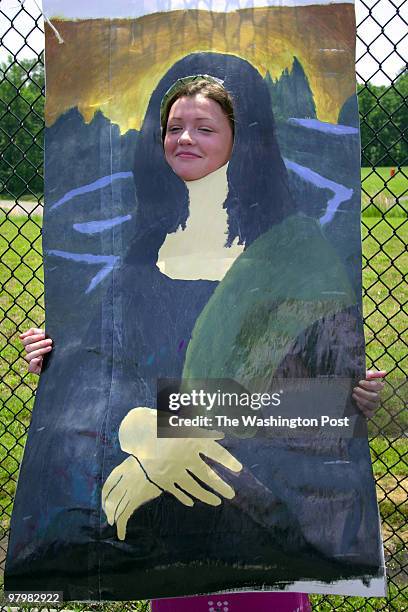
(5, 0, 386, 601)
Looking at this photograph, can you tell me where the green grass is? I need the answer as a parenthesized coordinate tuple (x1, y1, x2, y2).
(361, 166, 407, 218)
(0, 212, 407, 609)
(362, 217, 407, 382)
(0, 215, 44, 534)
(361, 216, 408, 605)
(310, 581, 407, 611)
(362, 215, 408, 467)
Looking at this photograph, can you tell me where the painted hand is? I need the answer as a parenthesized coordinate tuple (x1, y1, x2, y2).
(102, 455, 161, 540)
(352, 370, 386, 418)
(119, 407, 243, 507)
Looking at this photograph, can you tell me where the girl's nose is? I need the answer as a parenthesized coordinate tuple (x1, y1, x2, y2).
(178, 129, 194, 144)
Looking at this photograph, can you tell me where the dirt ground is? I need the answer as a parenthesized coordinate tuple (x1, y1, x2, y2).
(0, 200, 44, 216)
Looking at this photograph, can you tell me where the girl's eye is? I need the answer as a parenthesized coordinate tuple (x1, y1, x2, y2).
(168, 126, 181, 133)
(198, 127, 213, 133)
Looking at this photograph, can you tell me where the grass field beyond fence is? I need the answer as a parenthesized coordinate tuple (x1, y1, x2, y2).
(361, 166, 407, 218)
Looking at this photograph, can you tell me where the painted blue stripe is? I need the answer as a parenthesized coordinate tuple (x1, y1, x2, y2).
(284, 158, 353, 225)
(288, 118, 358, 135)
(73, 214, 132, 235)
(46, 250, 119, 293)
(50, 172, 133, 210)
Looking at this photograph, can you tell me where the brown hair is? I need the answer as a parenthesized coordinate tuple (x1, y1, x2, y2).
(161, 78, 235, 141)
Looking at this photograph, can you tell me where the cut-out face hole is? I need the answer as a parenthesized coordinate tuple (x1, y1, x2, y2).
(164, 93, 233, 181)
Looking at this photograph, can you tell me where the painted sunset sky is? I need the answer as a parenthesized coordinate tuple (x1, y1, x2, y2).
(44, 1, 356, 131)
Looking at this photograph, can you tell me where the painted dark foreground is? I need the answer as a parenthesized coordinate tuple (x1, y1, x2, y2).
(5, 53, 385, 600)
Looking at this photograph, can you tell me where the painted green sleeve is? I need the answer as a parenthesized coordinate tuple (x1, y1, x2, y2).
(183, 214, 356, 391)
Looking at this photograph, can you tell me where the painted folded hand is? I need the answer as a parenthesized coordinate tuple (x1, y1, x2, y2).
(119, 407, 243, 506)
(102, 407, 243, 540)
(102, 455, 162, 540)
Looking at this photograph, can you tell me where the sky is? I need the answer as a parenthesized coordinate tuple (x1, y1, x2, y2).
(0, 0, 406, 84)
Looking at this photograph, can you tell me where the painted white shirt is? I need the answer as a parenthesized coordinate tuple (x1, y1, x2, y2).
(157, 163, 244, 281)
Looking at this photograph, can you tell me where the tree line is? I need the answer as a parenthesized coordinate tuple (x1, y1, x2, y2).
(0, 57, 44, 197)
(0, 56, 406, 197)
(358, 70, 407, 168)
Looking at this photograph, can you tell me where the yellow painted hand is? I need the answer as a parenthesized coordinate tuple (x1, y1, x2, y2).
(119, 407, 243, 507)
(102, 455, 161, 540)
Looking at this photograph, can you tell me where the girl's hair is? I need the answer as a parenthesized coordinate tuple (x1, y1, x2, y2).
(128, 52, 295, 264)
(160, 77, 235, 140)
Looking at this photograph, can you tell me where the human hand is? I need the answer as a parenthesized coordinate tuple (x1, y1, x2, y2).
(119, 407, 243, 507)
(102, 455, 162, 541)
(352, 370, 386, 418)
(20, 328, 53, 375)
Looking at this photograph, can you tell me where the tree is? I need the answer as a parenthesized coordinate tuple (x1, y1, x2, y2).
(357, 68, 407, 167)
(266, 57, 316, 122)
(0, 55, 44, 197)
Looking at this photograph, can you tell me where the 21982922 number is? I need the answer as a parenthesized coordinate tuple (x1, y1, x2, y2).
(4, 592, 62, 604)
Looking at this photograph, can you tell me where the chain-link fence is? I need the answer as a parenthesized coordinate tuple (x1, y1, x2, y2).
(0, 0, 407, 610)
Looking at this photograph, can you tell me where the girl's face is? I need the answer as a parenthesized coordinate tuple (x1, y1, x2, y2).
(164, 93, 233, 181)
